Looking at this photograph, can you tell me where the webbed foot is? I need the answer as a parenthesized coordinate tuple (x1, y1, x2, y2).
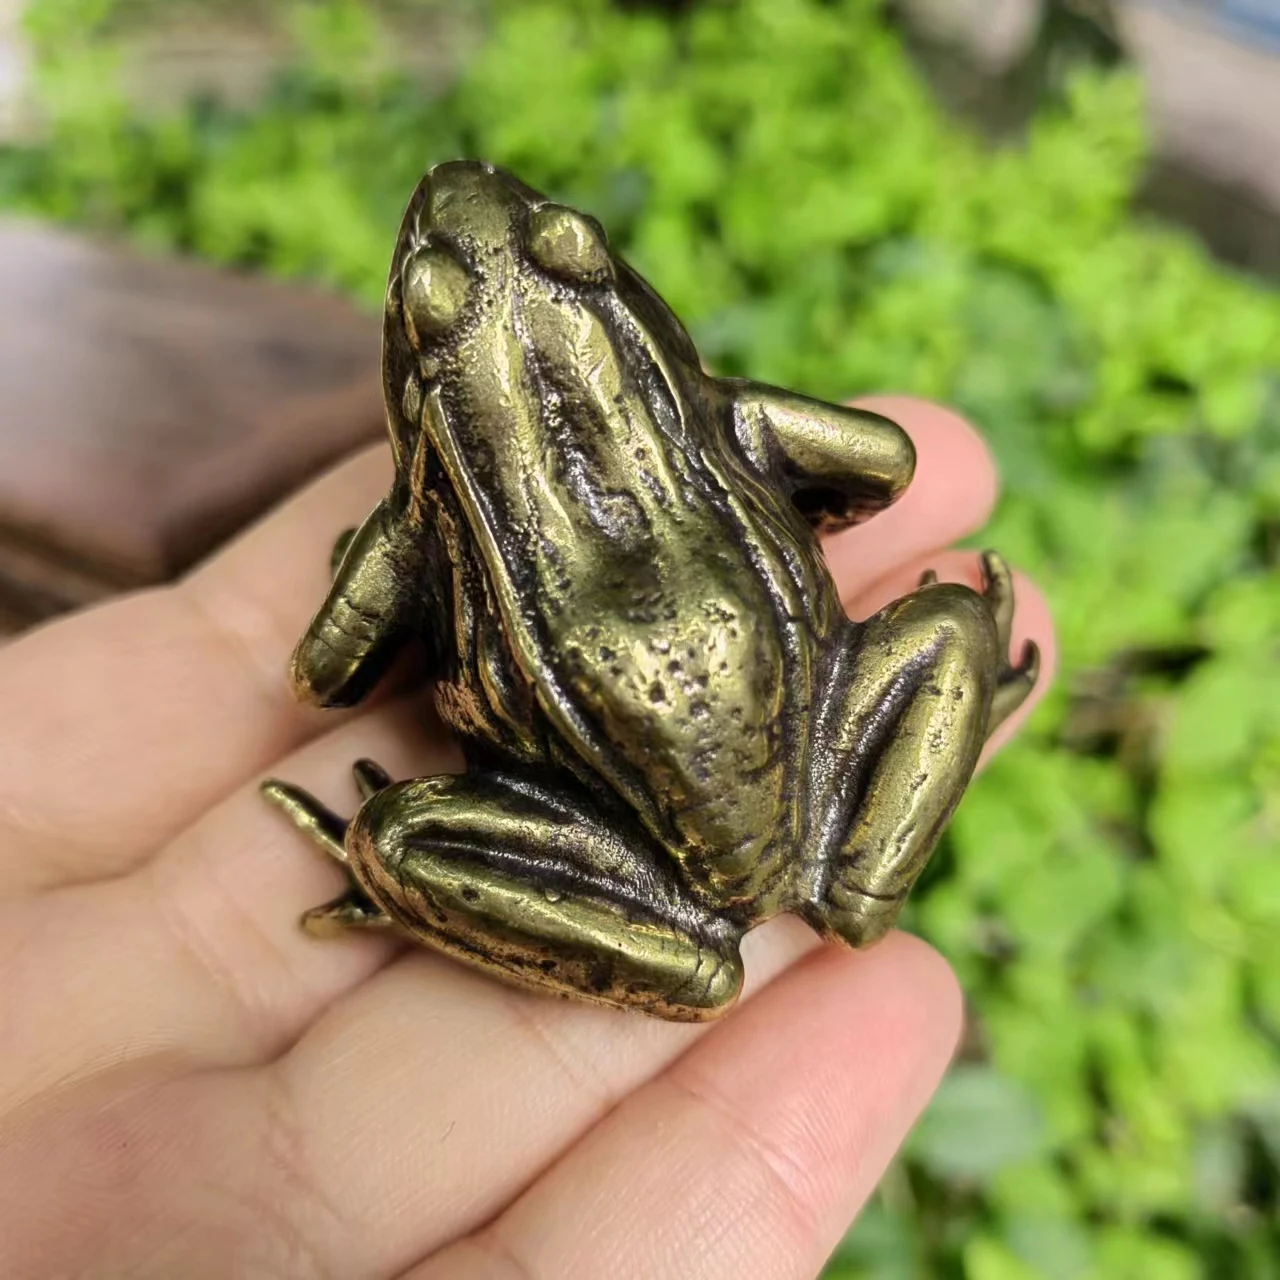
(261, 759, 397, 934)
(976, 551, 1039, 735)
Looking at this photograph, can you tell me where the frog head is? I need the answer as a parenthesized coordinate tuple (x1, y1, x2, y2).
(381, 160, 704, 506)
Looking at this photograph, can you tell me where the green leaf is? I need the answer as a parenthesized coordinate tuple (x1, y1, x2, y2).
(910, 1066, 1047, 1181)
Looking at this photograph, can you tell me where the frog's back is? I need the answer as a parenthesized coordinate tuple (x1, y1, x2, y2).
(387, 163, 836, 902)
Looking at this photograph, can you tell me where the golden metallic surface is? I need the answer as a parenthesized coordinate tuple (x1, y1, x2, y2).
(262, 160, 1038, 1021)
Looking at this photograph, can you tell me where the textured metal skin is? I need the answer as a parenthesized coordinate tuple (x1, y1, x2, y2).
(262, 161, 1037, 1021)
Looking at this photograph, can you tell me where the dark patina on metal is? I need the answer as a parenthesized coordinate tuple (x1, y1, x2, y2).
(262, 160, 1037, 1021)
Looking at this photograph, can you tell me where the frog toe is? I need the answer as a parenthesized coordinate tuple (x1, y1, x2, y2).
(301, 888, 394, 938)
(352, 758, 394, 801)
(260, 778, 348, 865)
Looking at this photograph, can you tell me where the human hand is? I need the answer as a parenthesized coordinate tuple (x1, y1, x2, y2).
(0, 396, 1053, 1279)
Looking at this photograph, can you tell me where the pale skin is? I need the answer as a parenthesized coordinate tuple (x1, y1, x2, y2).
(0, 396, 1054, 1280)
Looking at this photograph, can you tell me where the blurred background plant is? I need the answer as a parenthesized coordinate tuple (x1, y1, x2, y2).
(2, 0, 1277, 1276)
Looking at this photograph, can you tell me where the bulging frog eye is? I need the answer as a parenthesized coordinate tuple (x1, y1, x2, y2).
(528, 204, 613, 283)
(402, 246, 472, 346)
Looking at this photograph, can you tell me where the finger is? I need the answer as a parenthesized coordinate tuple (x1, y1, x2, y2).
(823, 397, 998, 600)
(843, 549, 1057, 761)
(0, 446, 389, 894)
(247, 916, 824, 1279)
(417, 933, 962, 1280)
(0, 694, 452, 1110)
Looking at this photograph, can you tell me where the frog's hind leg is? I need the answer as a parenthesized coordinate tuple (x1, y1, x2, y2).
(261, 759, 397, 935)
(804, 566, 1033, 950)
(345, 771, 744, 1022)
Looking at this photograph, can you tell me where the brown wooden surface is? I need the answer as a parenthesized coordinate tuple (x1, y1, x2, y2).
(0, 220, 383, 629)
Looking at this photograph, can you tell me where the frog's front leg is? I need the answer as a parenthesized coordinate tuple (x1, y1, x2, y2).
(286, 769, 745, 1021)
(801, 555, 1038, 948)
(725, 381, 916, 533)
(291, 498, 428, 708)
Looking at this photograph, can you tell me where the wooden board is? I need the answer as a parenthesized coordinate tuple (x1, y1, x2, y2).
(0, 221, 383, 628)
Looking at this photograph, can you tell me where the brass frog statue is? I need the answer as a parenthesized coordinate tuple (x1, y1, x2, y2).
(264, 161, 1037, 1021)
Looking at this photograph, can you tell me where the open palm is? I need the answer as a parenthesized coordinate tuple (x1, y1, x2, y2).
(0, 396, 1053, 1280)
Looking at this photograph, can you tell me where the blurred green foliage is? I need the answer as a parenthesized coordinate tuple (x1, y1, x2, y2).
(4, 0, 1278, 1275)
